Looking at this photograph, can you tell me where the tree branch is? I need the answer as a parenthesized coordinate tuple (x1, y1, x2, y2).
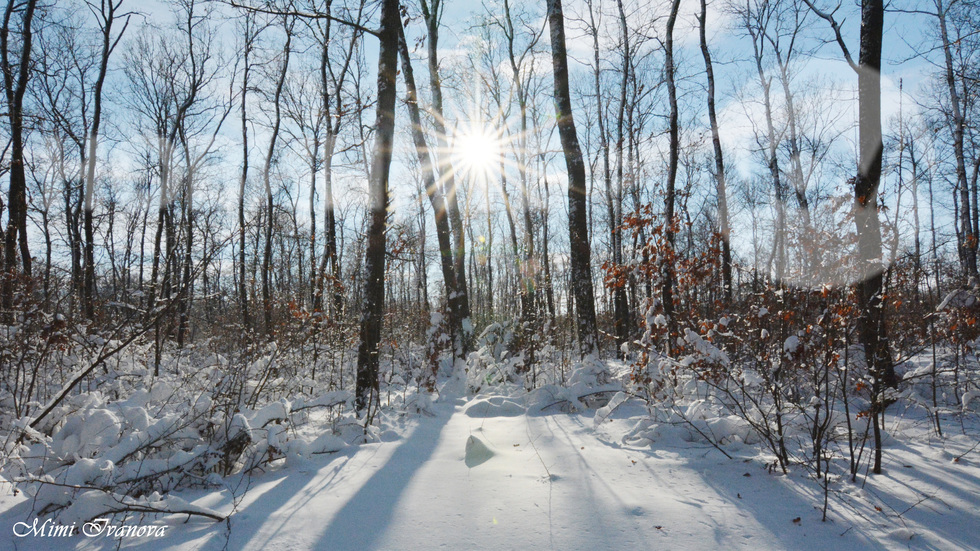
(800, 0, 858, 72)
(226, 0, 379, 38)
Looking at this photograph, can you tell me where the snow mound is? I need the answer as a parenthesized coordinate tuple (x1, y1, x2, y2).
(53, 407, 122, 458)
(309, 433, 347, 455)
(250, 400, 290, 428)
(888, 528, 915, 541)
(527, 383, 621, 413)
(464, 397, 525, 418)
(464, 435, 495, 468)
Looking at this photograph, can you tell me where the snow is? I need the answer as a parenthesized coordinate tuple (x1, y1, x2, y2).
(3, 394, 979, 550)
(684, 328, 731, 367)
(937, 288, 978, 310)
(3, 341, 980, 551)
(464, 397, 525, 418)
(783, 335, 801, 354)
(964, 391, 980, 408)
(64, 458, 113, 488)
(593, 391, 629, 427)
(463, 435, 494, 467)
(307, 433, 346, 455)
(250, 401, 290, 428)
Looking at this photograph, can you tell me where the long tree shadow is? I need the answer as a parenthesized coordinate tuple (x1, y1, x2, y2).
(560, 410, 891, 550)
(221, 448, 364, 550)
(312, 407, 452, 551)
(151, 409, 449, 551)
(150, 446, 366, 551)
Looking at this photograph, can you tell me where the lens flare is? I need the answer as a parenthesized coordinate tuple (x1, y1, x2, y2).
(453, 124, 501, 183)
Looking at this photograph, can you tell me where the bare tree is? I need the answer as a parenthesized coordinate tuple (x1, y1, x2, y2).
(236, 10, 261, 330)
(699, 0, 732, 304)
(354, 0, 399, 412)
(662, 0, 681, 347)
(804, 0, 896, 475)
(584, 0, 630, 355)
(30, 12, 93, 308)
(124, 0, 219, 372)
(260, 14, 295, 335)
(81, 0, 131, 319)
(934, 0, 977, 284)
(547, 0, 598, 356)
(396, 21, 462, 360)
(739, 0, 788, 282)
(500, 0, 543, 328)
(1, 0, 38, 316)
(420, 0, 471, 350)
(313, 0, 364, 316)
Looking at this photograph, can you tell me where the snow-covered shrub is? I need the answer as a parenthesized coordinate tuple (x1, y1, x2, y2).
(2, 377, 355, 520)
(466, 320, 523, 392)
(0, 299, 73, 422)
(621, 277, 875, 481)
(930, 289, 980, 414)
(0, 323, 360, 526)
(568, 355, 611, 388)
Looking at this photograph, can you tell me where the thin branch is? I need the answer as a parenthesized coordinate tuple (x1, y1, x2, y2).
(97, 504, 225, 522)
(225, 0, 379, 38)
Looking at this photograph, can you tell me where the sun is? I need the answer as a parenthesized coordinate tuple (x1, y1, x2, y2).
(453, 124, 500, 181)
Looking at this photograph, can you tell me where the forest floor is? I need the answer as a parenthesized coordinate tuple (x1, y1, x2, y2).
(2, 390, 980, 550)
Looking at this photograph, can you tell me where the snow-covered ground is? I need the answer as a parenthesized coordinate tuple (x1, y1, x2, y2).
(3, 391, 979, 550)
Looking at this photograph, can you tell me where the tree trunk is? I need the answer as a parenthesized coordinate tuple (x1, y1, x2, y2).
(262, 19, 293, 336)
(590, 0, 628, 356)
(745, 9, 786, 282)
(699, 0, 732, 305)
(615, 0, 633, 344)
(663, 0, 681, 346)
(1, 0, 38, 319)
(82, 2, 125, 319)
(320, 138, 342, 312)
(936, 0, 977, 284)
(547, 0, 598, 356)
(148, 149, 169, 318)
(421, 0, 471, 345)
(238, 13, 255, 330)
(396, 21, 462, 357)
(355, 0, 399, 412)
(317, 4, 361, 316)
(502, 0, 537, 327)
(177, 137, 194, 348)
(542, 176, 555, 319)
(854, 0, 895, 474)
